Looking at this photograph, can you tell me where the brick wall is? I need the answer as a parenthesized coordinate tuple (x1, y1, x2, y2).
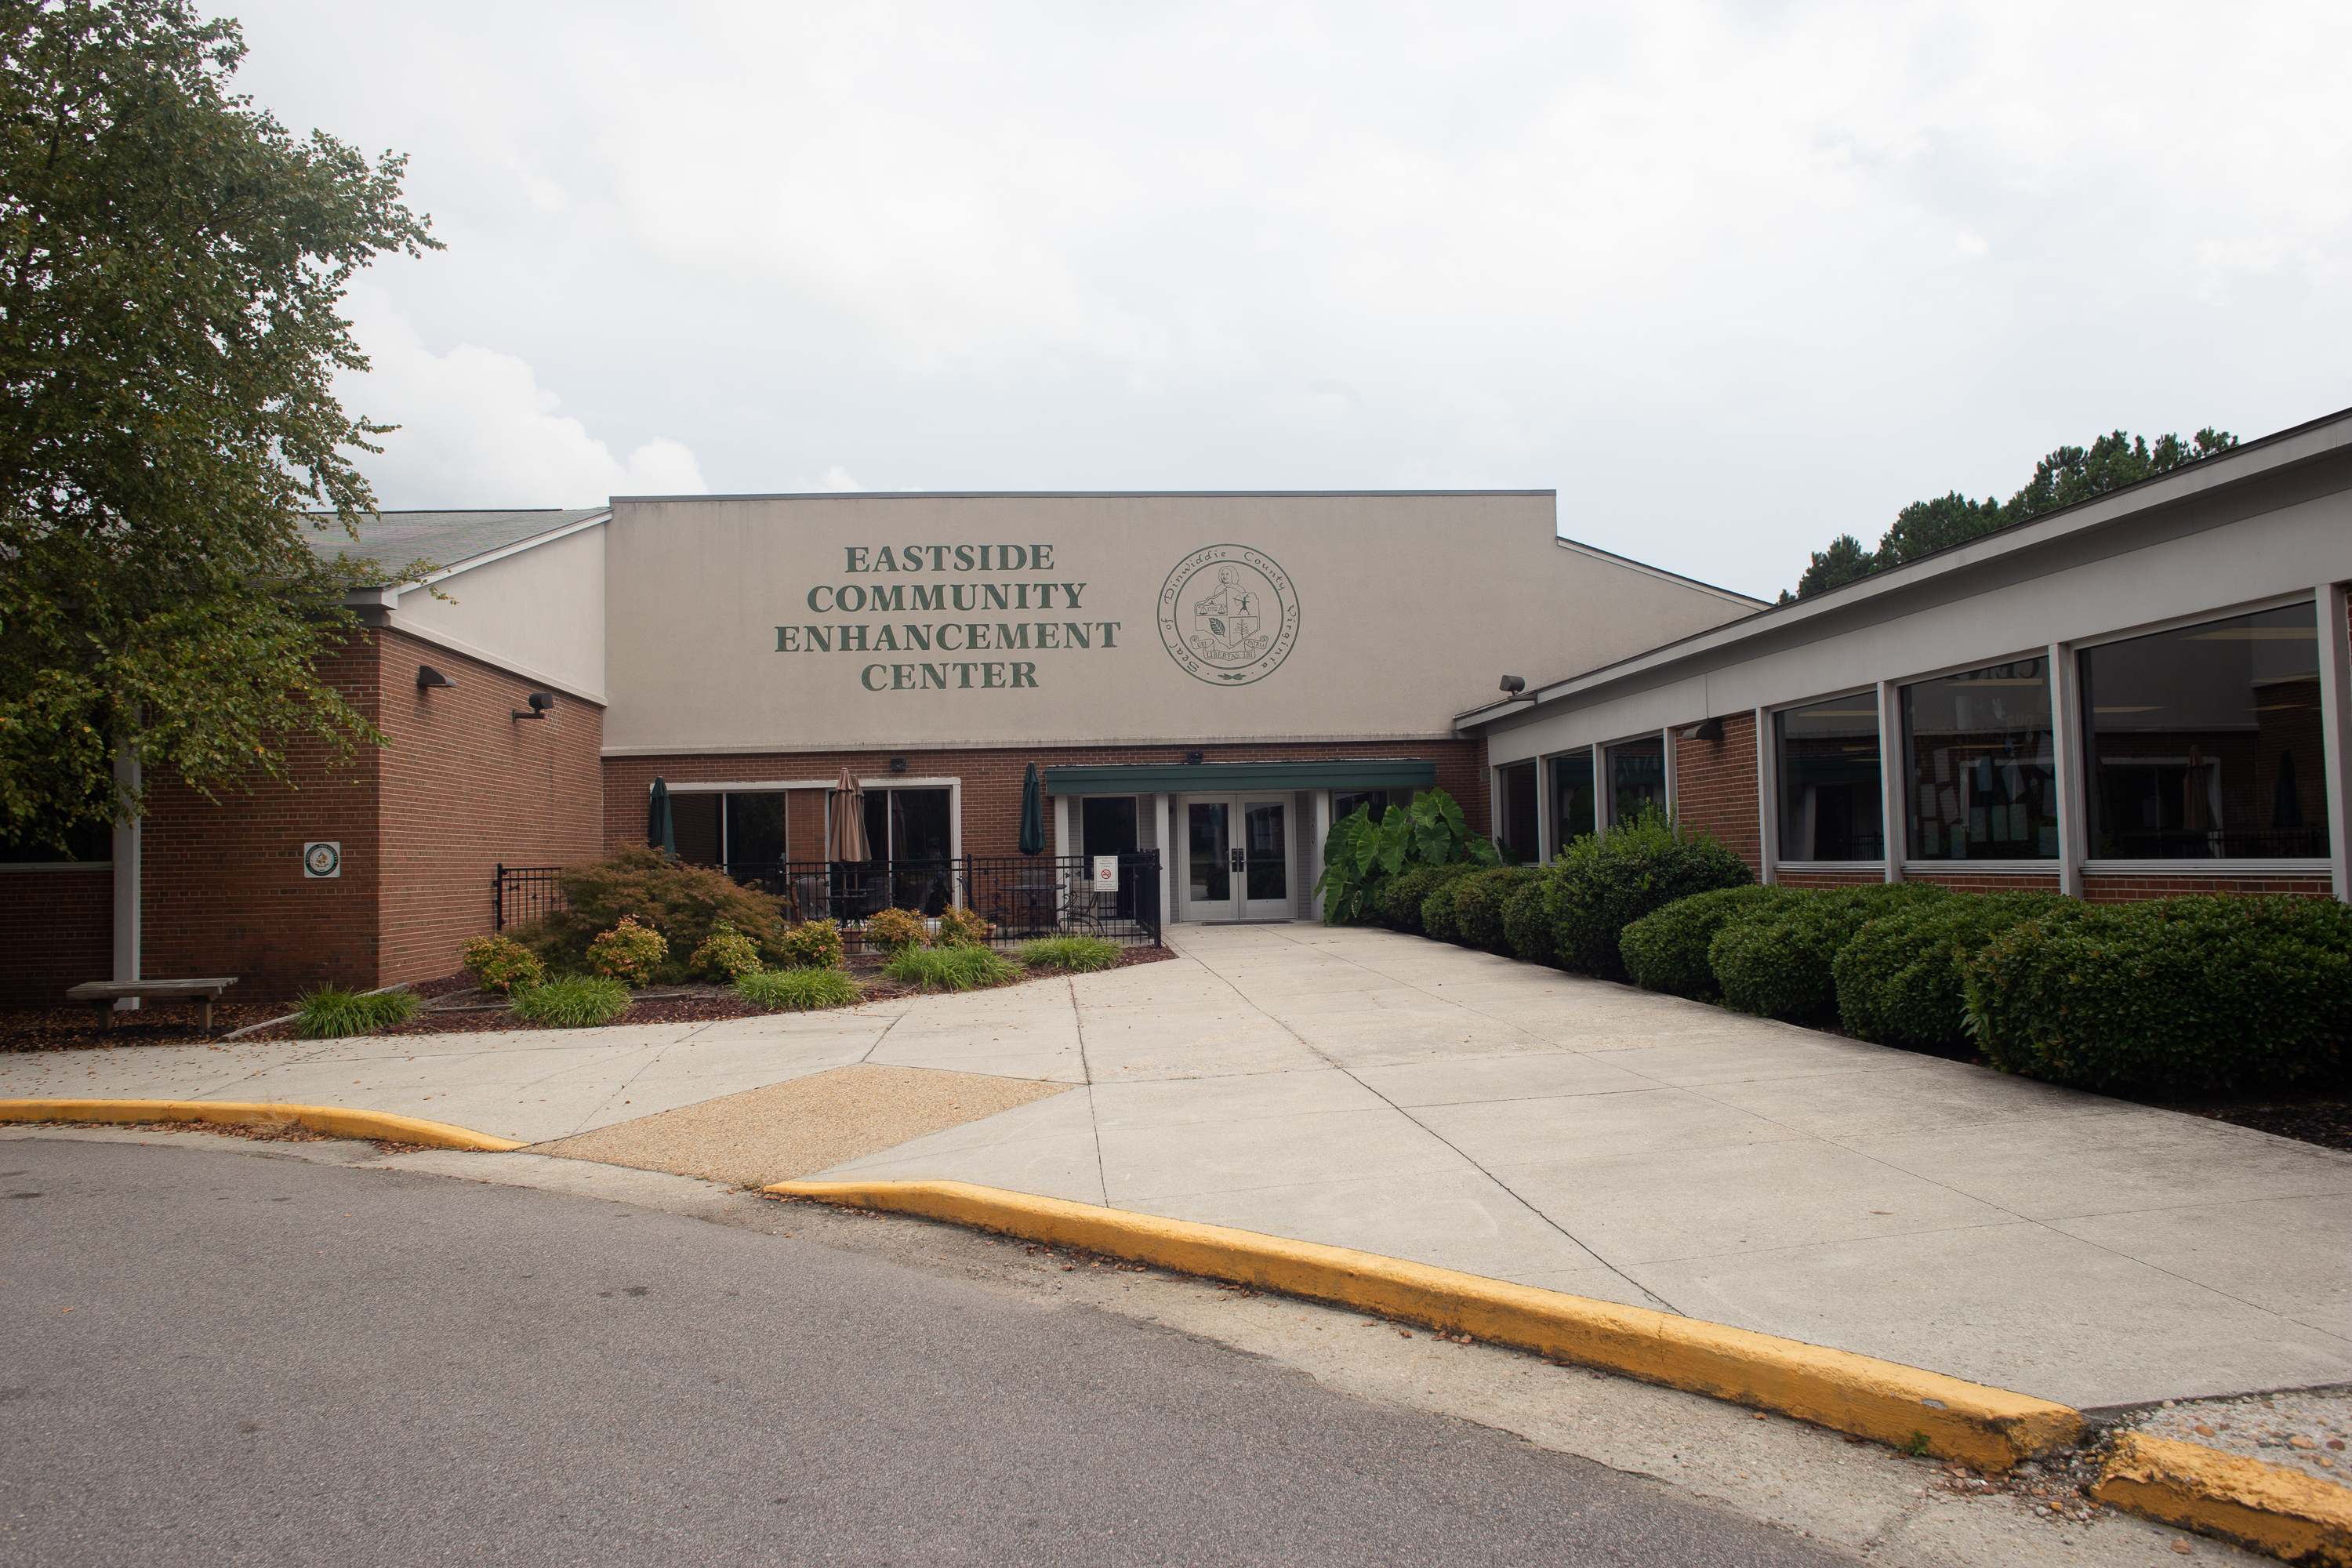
(1671, 713, 1761, 875)
(1776, 869, 1886, 888)
(604, 738, 1489, 862)
(0, 868, 111, 1008)
(376, 628, 605, 987)
(2082, 871, 2334, 902)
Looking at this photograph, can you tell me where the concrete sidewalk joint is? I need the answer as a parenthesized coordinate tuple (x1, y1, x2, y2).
(0, 1098, 526, 1152)
(766, 1175, 2082, 1472)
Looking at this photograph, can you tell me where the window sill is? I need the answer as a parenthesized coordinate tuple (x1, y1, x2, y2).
(2082, 860, 2332, 876)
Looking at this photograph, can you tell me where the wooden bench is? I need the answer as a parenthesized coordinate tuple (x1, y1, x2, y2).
(65, 978, 240, 1033)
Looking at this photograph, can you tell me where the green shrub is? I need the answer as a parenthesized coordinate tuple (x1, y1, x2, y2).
(1963, 895, 2352, 1096)
(687, 920, 765, 982)
(293, 986, 422, 1040)
(510, 975, 633, 1029)
(1453, 866, 1539, 952)
(1500, 872, 1557, 964)
(863, 906, 928, 956)
(933, 906, 992, 948)
(1541, 808, 1755, 980)
(775, 917, 848, 970)
(1711, 884, 1947, 1022)
(1018, 935, 1121, 972)
(1620, 885, 1796, 1000)
(1315, 789, 1501, 924)
(461, 934, 544, 995)
(587, 915, 667, 986)
(1381, 862, 1476, 935)
(736, 967, 862, 1012)
(1834, 892, 2070, 1049)
(1417, 864, 1483, 942)
(508, 846, 787, 983)
(884, 945, 1019, 991)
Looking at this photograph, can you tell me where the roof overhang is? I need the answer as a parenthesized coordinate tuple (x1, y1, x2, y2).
(1046, 759, 1437, 796)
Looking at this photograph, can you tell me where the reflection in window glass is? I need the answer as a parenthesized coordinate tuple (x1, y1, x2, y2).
(723, 792, 789, 863)
(1777, 695, 1883, 861)
(1498, 761, 1539, 862)
(2081, 602, 2327, 860)
(1554, 753, 1595, 848)
(1902, 659, 2057, 860)
(1332, 789, 1389, 824)
(1606, 735, 1665, 826)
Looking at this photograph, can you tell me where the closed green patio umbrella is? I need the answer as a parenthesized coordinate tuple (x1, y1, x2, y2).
(1018, 763, 1046, 855)
(648, 776, 675, 858)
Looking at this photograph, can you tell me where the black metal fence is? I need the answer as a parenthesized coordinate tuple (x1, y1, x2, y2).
(493, 864, 565, 931)
(720, 851, 1162, 951)
(496, 852, 1162, 950)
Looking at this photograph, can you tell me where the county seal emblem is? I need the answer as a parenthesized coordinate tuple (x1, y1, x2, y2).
(1156, 546, 1300, 685)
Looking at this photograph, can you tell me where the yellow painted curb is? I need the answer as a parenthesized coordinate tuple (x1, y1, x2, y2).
(2095, 1432, 2352, 1566)
(766, 1177, 2081, 1471)
(0, 1098, 526, 1153)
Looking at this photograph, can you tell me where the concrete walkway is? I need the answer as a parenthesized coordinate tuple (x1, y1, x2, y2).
(9, 922, 2351, 1410)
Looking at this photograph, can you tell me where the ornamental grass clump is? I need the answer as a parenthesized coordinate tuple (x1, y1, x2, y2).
(510, 975, 632, 1029)
(1962, 895, 2352, 1096)
(1833, 891, 2071, 1050)
(587, 915, 666, 986)
(293, 986, 421, 1040)
(688, 920, 764, 982)
(461, 934, 544, 995)
(1540, 808, 1753, 980)
(862, 907, 928, 957)
(775, 917, 847, 970)
(1619, 885, 1795, 1001)
(735, 967, 862, 1012)
(884, 945, 1018, 992)
(1018, 935, 1120, 972)
(933, 906, 992, 948)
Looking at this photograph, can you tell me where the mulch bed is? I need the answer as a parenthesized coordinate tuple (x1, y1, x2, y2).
(2163, 1098, 2352, 1153)
(0, 1002, 289, 1054)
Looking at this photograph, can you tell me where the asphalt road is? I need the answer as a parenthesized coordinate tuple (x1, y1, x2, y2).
(0, 1139, 1847, 1566)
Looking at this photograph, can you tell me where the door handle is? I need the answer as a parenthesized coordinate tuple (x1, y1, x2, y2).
(1229, 848, 1244, 872)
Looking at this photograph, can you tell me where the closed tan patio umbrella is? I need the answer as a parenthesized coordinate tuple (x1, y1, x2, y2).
(826, 767, 871, 862)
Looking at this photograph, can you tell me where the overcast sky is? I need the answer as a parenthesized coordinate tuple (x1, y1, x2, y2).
(227, 1, 2351, 601)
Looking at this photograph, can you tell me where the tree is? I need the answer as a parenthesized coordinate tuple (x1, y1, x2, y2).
(1780, 426, 2238, 603)
(0, 0, 437, 849)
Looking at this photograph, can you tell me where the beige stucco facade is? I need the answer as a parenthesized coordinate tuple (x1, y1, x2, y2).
(600, 492, 1761, 756)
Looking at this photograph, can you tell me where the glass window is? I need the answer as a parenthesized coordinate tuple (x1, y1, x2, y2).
(1332, 789, 1388, 823)
(0, 816, 110, 864)
(723, 792, 789, 864)
(1902, 657, 2057, 860)
(1777, 694, 1883, 862)
(2080, 601, 2327, 860)
(1606, 735, 1666, 826)
(1080, 796, 1137, 858)
(1497, 761, 1539, 862)
(1553, 752, 1595, 847)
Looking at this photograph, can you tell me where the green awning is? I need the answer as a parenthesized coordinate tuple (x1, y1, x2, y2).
(1045, 759, 1437, 797)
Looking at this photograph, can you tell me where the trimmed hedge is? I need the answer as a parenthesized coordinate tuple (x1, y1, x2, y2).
(1540, 810, 1754, 981)
(1379, 862, 1478, 936)
(1833, 891, 2069, 1050)
(1453, 866, 1540, 952)
(1620, 885, 1795, 1000)
(1709, 884, 1947, 1023)
(1500, 874, 1555, 964)
(1964, 895, 2352, 1096)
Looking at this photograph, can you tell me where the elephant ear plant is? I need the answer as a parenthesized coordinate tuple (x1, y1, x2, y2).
(1313, 788, 1500, 925)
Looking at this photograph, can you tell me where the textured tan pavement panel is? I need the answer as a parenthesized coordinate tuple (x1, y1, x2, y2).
(532, 1064, 1070, 1186)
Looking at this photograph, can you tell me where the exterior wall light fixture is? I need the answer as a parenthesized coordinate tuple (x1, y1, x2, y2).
(890, 757, 908, 774)
(1185, 750, 1204, 765)
(416, 665, 455, 691)
(1679, 717, 1725, 742)
(1499, 675, 1536, 702)
(512, 691, 555, 721)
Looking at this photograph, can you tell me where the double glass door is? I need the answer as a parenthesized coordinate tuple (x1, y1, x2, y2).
(1185, 797, 1290, 920)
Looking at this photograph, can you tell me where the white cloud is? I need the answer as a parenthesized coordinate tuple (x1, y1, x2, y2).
(335, 289, 707, 507)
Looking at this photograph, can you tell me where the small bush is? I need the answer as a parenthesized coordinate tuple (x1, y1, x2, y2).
(1620, 886, 1795, 1000)
(1019, 935, 1121, 972)
(1963, 895, 2352, 1096)
(506, 845, 787, 984)
(775, 917, 847, 971)
(1709, 884, 1947, 1023)
(884, 945, 1018, 991)
(687, 920, 765, 982)
(587, 915, 667, 986)
(1834, 892, 2070, 1049)
(863, 906, 929, 956)
(510, 975, 633, 1029)
(1381, 862, 1477, 936)
(736, 967, 862, 1012)
(294, 986, 421, 1040)
(1500, 872, 1557, 964)
(1542, 808, 1755, 980)
(1452, 866, 1539, 953)
(933, 906, 992, 948)
(461, 935, 544, 995)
